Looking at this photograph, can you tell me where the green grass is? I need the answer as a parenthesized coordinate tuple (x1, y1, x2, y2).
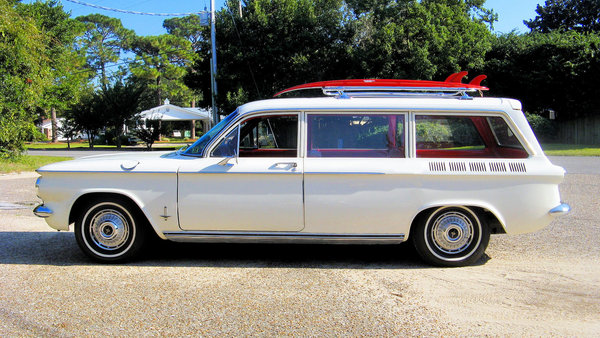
(26, 141, 190, 150)
(541, 144, 600, 156)
(0, 155, 73, 174)
(26, 142, 114, 149)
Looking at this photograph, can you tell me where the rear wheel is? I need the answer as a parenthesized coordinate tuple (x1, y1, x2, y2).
(75, 197, 147, 262)
(412, 206, 490, 267)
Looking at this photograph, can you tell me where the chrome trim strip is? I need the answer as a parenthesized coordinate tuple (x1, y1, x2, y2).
(33, 205, 53, 218)
(179, 171, 302, 175)
(304, 172, 385, 175)
(36, 170, 174, 174)
(163, 231, 405, 244)
(549, 203, 570, 216)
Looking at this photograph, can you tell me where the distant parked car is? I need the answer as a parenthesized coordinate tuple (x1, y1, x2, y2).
(34, 74, 569, 266)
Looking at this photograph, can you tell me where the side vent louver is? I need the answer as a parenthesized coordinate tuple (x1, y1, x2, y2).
(468, 162, 487, 172)
(509, 162, 527, 173)
(489, 162, 507, 172)
(448, 162, 467, 172)
(429, 162, 447, 172)
(428, 161, 526, 174)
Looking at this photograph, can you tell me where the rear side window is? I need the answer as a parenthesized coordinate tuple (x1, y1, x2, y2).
(307, 114, 405, 158)
(415, 115, 528, 158)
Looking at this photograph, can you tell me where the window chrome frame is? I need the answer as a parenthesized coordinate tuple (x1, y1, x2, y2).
(410, 110, 532, 158)
(204, 111, 302, 159)
(304, 111, 409, 159)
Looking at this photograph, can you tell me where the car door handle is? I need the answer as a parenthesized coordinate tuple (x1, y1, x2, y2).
(274, 162, 298, 168)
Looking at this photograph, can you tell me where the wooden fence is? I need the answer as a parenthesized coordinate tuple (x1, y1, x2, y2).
(557, 115, 600, 145)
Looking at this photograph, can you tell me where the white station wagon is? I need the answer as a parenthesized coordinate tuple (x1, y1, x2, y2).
(34, 75, 570, 266)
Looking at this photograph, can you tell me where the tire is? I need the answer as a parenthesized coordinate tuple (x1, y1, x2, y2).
(412, 206, 490, 267)
(75, 197, 147, 262)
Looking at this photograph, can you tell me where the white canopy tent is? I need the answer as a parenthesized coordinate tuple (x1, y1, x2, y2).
(139, 99, 211, 138)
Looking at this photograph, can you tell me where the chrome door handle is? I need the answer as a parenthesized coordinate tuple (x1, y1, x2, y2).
(274, 162, 297, 168)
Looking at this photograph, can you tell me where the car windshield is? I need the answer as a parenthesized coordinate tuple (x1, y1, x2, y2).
(183, 110, 238, 156)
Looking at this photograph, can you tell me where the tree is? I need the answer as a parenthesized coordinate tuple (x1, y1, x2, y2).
(163, 15, 205, 51)
(58, 118, 78, 149)
(99, 80, 145, 148)
(525, 0, 600, 33)
(16, 0, 88, 143)
(0, 0, 51, 158)
(182, 0, 496, 114)
(135, 119, 164, 150)
(186, 0, 353, 112)
(346, 0, 495, 80)
(76, 14, 135, 90)
(130, 34, 197, 106)
(484, 31, 600, 120)
(65, 93, 105, 148)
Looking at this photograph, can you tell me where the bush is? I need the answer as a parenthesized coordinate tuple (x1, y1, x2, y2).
(0, 117, 39, 159)
(525, 112, 557, 142)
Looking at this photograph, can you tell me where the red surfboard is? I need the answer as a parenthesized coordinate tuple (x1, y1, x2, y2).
(273, 73, 488, 97)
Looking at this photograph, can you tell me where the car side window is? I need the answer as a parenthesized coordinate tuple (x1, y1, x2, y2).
(238, 115, 298, 157)
(415, 115, 528, 158)
(307, 114, 405, 158)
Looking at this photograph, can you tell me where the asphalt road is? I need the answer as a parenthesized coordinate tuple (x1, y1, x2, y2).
(0, 158, 598, 335)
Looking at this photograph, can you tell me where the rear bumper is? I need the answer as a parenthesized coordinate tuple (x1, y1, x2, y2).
(33, 204, 53, 218)
(549, 203, 570, 216)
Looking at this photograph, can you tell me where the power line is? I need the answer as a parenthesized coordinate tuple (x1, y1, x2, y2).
(64, 0, 206, 16)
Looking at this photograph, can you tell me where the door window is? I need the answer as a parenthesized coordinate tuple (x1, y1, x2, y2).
(239, 115, 298, 157)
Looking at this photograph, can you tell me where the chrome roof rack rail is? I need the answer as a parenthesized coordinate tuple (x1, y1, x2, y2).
(321, 87, 479, 100)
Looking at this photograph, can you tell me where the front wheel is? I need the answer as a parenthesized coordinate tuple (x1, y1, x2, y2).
(75, 197, 147, 262)
(412, 206, 490, 267)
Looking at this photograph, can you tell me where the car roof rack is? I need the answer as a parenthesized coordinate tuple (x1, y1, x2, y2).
(273, 72, 488, 100)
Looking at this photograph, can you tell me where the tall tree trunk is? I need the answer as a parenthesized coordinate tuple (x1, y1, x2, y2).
(51, 107, 57, 143)
(115, 124, 122, 149)
(86, 130, 94, 149)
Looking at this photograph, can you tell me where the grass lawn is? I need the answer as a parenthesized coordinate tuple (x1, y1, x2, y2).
(0, 155, 73, 174)
(26, 141, 190, 150)
(541, 144, 600, 156)
(26, 142, 114, 149)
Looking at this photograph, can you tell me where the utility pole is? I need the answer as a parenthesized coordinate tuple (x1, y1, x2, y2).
(210, 0, 218, 126)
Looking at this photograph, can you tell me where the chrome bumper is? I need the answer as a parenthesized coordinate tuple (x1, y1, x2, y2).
(33, 205, 53, 218)
(549, 203, 570, 216)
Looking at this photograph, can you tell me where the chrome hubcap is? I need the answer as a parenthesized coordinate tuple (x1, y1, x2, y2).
(431, 211, 473, 254)
(89, 209, 130, 250)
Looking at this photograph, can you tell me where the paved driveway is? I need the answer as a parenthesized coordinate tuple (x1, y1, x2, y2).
(1, 156, 598, 335)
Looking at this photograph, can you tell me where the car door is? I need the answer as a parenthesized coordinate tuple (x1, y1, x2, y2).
(177, 112, 304, 232)
(303, 112, 416, 235)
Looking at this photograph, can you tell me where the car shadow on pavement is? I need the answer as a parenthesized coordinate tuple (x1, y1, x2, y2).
(0, 231, 490, 268)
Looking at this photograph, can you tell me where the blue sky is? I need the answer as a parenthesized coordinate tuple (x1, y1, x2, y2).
(29, 0, 545, 36)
